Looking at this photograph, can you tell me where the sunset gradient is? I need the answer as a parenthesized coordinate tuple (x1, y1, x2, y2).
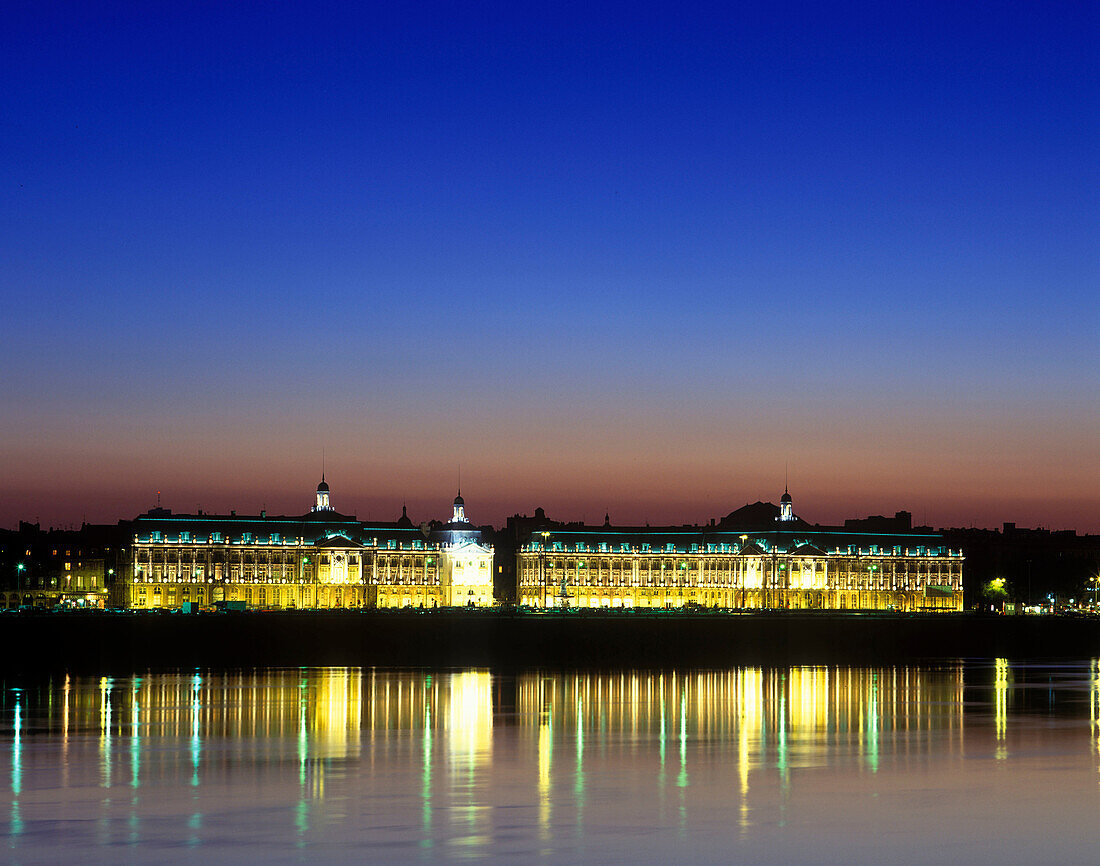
(2, 2, 1097, 531)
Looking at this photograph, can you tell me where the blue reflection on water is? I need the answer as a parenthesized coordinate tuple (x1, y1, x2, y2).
(10, 691, 21, 839)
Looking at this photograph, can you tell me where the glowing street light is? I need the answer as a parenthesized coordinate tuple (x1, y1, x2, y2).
(540, 531, 551, 609)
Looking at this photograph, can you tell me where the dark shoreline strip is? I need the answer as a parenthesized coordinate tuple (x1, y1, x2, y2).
(1, 611, 1098, 674)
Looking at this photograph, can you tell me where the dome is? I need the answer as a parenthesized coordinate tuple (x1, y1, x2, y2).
(312, 473, 334, 513)
(454, 493, 464, 506)
(780, 490, 792, 503)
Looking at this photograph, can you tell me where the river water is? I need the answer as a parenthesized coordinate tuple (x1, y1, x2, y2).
(1, 662, 1098, 862)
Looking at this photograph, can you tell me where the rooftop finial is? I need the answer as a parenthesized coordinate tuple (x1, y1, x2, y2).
(779, 469, 794, 520)
(313, 465, 332, 512)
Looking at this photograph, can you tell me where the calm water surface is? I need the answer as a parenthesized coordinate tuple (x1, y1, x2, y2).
(2, 661, 1099, 863)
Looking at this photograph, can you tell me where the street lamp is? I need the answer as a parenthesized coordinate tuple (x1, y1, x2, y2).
(16, 563, 25, 593)
(540, 531, 551, 609)
(739, 535, 748, 608)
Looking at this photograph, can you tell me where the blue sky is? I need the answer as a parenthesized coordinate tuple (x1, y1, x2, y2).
(2, 1, 1098, 529)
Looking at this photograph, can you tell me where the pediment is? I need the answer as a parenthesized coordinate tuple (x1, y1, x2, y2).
(314, 533, 364, 549)
(447, 540, 492, 554)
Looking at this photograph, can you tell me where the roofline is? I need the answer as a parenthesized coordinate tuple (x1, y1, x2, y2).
(538, 527, 944, 539)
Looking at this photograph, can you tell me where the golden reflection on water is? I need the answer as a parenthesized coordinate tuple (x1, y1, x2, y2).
(4, 662, 1100, 857)
(517, 668, 964, 762)
(1091, 658, 1100, 784)
(994, 657, 1010, 760)
(4, 667, 973, 787)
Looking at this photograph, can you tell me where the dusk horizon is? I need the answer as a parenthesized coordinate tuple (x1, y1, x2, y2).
(3, 3, 1098, 529)
(6, 462, 1097, 534)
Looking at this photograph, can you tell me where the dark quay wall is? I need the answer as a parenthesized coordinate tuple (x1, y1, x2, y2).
(4, 610, 1100, 674)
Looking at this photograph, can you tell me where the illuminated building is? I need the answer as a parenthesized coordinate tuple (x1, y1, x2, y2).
(515, 489, 963, 611)
(117, 479, 494, 610)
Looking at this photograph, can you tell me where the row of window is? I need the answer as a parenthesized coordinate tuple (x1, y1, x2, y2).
(531, 542, 952, 556)
(525, 556, 958, 570)
(140, 535, 436, 550)
(521, 561, 954, 576)
(131, 576, 487, 587)
(135, 552, 451, 569)
(521, 574, 960, 589)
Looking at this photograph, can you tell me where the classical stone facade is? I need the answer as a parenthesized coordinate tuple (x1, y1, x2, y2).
(118, 481, 494, 610)
(516, 492, 963, 612)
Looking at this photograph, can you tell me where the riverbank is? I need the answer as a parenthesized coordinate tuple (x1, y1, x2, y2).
(4, 609, 1100, 672)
